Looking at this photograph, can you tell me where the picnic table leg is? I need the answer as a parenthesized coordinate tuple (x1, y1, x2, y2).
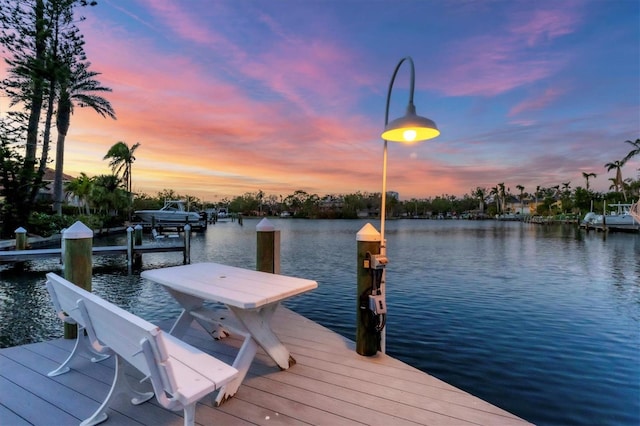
(214, 333, 258, 406)
(228, 304, 295, 370)
(166, 289, 205, 338)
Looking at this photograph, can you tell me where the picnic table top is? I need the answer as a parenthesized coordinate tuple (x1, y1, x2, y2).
(141, 262, 318, 309)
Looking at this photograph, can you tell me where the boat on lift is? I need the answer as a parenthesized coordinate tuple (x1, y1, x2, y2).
(134, 200, 202, 224)
(582, 202, 639, 232)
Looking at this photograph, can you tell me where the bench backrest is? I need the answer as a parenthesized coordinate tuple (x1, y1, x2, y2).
(45, 273, 89, 327)
(45, 273, 172, 392)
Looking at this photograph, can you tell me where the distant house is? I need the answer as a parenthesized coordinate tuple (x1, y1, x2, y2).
(0, 168, 75, 204)
(37, 168, 75, 202)
(505, 196, 533, 215)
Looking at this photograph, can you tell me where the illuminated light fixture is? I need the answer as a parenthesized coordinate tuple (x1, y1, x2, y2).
(381, 102, 440, 142)
(378, 56, 439, 353)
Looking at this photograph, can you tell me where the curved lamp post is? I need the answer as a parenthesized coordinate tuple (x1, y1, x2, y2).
(379, 56, 439, 352)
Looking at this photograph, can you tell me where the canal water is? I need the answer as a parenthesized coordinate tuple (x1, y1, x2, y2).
(1, 219, 638, 425)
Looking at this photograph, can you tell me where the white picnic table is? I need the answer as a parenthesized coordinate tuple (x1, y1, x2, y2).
(141, 262, 318, 405)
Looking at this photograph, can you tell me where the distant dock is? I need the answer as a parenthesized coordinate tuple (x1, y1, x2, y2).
(0, 242, 185, 263)
(0, 224, 191, 265)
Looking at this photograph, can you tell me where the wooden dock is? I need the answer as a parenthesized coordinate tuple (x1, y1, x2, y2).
(0, 306, 531, 425)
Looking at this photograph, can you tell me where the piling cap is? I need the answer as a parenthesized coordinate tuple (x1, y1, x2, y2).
(256, 218, 275, 232)
(63, 221, 93, 240)
(356, 223, 381, 241)
(15, 227, 27, 233)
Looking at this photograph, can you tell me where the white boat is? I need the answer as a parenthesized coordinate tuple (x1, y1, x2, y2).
(583, 202, 639, 232)
(580, 211, 599, 227)
(135, 200, 201, 224)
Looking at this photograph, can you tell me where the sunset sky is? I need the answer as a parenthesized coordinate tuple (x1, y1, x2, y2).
(2, 0, 639, 202)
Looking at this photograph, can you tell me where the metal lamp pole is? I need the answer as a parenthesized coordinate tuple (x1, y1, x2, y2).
(379, 56, 440, 353)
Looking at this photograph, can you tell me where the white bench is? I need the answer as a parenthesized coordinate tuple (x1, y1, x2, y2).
(45, 273, 238, 426)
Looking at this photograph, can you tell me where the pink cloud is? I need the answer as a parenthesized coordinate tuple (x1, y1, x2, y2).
(431, 34, 563, 97)
(508, 5, 581, 47)
(138, 0, 225, 46)
(509, 87, 564, 116)
(430, 4, 581, 97)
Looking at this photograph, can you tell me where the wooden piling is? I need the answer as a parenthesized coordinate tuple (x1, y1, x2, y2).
(183, 224, 191, 264)
(134, 224, 143, 267)
(60, 228, 66, 266)
(14, 227, 27, 250)
(62, 221, 93, 339)
(134, 224, 143, 245)
(256, 218, 280, 274)
(126, 227, 134, 267)
(13, 227, 27, 269)
(356, 223, 381, 356)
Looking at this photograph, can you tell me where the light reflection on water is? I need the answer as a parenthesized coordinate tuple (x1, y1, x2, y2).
(1, 218, 638, 426)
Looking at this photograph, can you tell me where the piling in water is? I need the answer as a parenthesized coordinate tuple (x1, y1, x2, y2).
(256, 218, 280, 273)
(62, 221, 93, 339)
(183, 224, 191, 264)
(14, 227, 27, 250)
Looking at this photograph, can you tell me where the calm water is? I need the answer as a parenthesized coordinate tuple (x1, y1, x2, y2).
(1, 219, 639, 426)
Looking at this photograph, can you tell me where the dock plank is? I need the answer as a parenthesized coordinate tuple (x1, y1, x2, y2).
(0, 307, 532, 426)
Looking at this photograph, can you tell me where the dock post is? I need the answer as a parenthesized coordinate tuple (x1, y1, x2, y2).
(183, 224, 191, 264)
(133, 224, 143, 267)
(14, 227, 27, 250)
(356, 223, 381, 356)
(256, 218, 280, 274)
(134, 224, 143, 245)
(126, 226, 134, 267)
(62, 221, 93, 339)
(60, 228, 66, 266)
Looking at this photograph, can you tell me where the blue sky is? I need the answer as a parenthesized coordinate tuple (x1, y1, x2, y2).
(3, 0, 639, 201)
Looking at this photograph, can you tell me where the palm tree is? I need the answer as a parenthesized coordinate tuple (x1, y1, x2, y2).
(605, 159, 627, 201)
(498, 182, 506, 214)
(473, 187, 486, 214)
(545, 185, 559, 215)
(489, 186, 500, 215)
(608, 178, 618, 191)
(534, 185, 542, 214)
(561, 182, 572, 213)
(103, 141, 141, 200)
(623, 138, 640, 162)
(516, 185, 525, 214)
(65, 172, 94, 214)
(582, 172, 597, 191)
(90, 174, 128, 216)
(53, 60, 116, 214)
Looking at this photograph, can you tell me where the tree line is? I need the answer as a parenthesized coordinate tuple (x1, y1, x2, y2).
(217, 139, 639, 220)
